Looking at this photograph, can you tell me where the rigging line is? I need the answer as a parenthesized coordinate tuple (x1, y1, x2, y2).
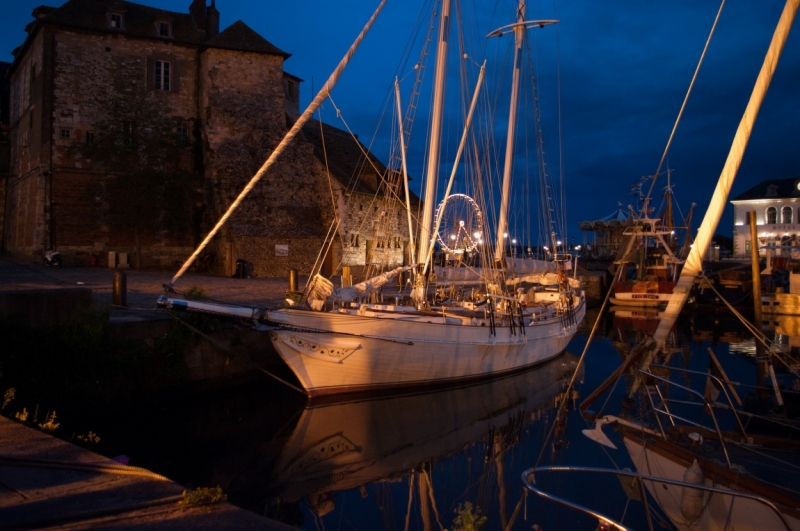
(697, 276, 797, 374)
(328, 95, 418, 211)
(644, 0, 727, 205)
(535, 265, 617, 468)
(169, 0, 388, 287)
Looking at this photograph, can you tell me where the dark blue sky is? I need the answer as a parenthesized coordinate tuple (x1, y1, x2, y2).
(3, 0, 799, 242)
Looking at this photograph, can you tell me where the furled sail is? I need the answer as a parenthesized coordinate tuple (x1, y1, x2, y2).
(332, 266, 415, 302)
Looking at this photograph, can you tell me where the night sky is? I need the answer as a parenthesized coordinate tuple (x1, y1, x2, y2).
(3, 0, 799, 243)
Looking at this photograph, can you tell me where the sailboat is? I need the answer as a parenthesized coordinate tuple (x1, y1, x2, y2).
(522, 0, 800, 529)
(158, 0, 585, 397)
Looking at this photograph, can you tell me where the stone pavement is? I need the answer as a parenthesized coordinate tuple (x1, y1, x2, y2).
(0, 255, 302, 310)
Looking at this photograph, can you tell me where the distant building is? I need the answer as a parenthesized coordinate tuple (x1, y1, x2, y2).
(3, 0, 415, 277)
(730, 178, 800, 258)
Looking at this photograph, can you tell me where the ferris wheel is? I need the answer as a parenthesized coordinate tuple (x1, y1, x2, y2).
(434, 193, 484, 254)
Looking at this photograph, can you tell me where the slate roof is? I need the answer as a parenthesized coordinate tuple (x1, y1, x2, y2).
(301, 119, 420, 204)
(24, 0, 205, 45)
(731, 178, 800, 201)
(10, 0, 289, 72)
(206, 20, 289, 58)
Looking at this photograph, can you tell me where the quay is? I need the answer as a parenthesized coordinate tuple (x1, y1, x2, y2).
(0, 416, 294, 530)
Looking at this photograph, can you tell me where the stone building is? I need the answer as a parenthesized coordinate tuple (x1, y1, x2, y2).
(731, 177, 800, 258)
(3, 0, 416, 278)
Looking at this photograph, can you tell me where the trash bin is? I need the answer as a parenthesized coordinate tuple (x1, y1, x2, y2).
(233, 259, 250, 278)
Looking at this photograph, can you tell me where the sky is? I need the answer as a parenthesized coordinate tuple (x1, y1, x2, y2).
(2, 0, 800, 244)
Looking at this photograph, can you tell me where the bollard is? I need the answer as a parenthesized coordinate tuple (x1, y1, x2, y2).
(288, 268, 298, 292)
(113, 270, 127, 307)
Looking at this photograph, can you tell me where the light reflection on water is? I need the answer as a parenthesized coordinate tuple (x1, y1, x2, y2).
(93, 305, 798, 530)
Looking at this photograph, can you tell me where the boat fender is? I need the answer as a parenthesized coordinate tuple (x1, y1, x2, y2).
(680, 459, 706, 521)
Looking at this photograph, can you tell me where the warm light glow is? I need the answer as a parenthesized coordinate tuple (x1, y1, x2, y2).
(512, 239, 517, 244)
(450, 235, 456, 240)
(473, 232, 481, 239)
(503, 232, 508, 238)
(575, 245, 582, 250)
(556, 240, 562, 246)
(543, 246, 549, 251)
(459, 220, 465, 227)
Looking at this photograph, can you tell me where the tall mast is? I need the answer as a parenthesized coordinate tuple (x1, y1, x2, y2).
(414, 0, 451, 301)
(494, 0, 526, 264)
(488, 4, 556, 264)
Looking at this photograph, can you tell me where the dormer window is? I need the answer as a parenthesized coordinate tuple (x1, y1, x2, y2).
(108, 12, 124, 29)
(157, 21, 172, 38)
(766, 184, 779, 198)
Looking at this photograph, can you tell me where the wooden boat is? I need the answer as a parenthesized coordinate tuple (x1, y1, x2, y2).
(158, 0, 584, 398)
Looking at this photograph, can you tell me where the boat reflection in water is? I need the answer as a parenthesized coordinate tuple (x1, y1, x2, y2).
(268, 353, 581, 524)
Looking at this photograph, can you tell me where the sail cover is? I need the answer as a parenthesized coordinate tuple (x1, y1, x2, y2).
(505, 257, 556, 277)
(433, 266, 491, 284)
(332, 266, 414, 302)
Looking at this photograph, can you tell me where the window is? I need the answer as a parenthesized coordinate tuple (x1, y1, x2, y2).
(109, 13, 123, 28)
(60, 129, 70, 139)
(766, 206, 778, 224)
(155, 60, 170, 91)
(158, 21, 171, 37)
(745, 240, 751, 252)
(783, 206, 793, 224)
(177, 121, 189, 138)
(85, 131, 95, 145)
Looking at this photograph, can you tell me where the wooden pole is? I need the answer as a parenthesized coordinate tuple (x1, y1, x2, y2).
(749, 210, 766, 391)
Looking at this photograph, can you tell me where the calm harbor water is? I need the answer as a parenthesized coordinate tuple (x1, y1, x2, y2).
(78, 306, 789, 530)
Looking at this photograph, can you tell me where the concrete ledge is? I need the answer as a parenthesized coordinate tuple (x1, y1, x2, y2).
(0, 287, 94, 327)
(0, 416, 296, 530)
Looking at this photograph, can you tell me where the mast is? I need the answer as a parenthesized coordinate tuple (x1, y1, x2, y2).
(488, 5, 557, 264)
(414, 0, 452, 302)
(395, 79, 416, 265)
(649, 0, 799, 352)
(494, 0, 526, 264)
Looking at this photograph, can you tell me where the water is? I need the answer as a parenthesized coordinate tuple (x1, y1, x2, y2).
(77, 306, 796, 530)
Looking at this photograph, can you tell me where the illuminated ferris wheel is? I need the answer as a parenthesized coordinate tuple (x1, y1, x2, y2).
(434, 193, 484, 254)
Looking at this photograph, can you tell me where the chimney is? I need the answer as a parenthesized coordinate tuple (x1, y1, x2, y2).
(206, 0, 220, 40)
(189, 0, 206, 33)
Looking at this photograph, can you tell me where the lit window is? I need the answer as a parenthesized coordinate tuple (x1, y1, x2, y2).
(766, 206, 778, 224)
(110, 13, 122, 28)
(60, 129, 70, 139)
(783, 206, 793, 224)
(155, 60, 170, 91)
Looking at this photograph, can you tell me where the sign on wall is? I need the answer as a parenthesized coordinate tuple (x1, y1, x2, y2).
(275, 244, 289, 257)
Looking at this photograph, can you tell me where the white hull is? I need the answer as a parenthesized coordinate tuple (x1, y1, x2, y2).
(624, 436, 800, 531)
(610, 293, 672, 307)
(266, 296, 585, 397)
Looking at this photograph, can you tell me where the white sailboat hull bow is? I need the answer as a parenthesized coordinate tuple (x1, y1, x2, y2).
(266, 297, 585, 397)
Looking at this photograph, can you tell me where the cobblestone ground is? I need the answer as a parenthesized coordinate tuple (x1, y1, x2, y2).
(0, 255, 302, 310)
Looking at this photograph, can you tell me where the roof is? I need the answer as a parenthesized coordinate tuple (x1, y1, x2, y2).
(731, 178, 800, 201)
(23, 0, 205, 45)
(599, 205, 630, 222)
(10, 0, 289, 73)
(301, 119, 420, 203)
(206, 20, 289, 58)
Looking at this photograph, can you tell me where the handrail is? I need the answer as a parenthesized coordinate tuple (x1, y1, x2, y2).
(647, 363, 750, 441)
(522, 466, 794, 531)
(639, 368, 733, 469)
